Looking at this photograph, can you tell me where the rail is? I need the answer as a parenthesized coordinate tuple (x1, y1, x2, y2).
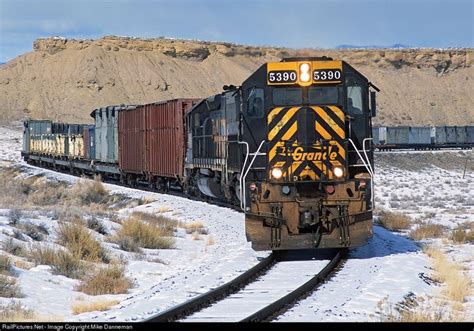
(144, 253, 275, 322)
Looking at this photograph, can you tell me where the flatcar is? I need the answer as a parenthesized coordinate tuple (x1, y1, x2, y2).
(372, 126, 474, 150)
(22, 57, 379, 251)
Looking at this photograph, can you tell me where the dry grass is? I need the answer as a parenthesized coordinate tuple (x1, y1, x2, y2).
(377, 295, 447, 322)
(16, 221, 49, 241)
(29, 244, 85, 279)
(71, 299, 119, 315)
(112, 216, 175, 250)
(13, 259, 34, 270)
(450, 222, 474, 244)
(130, 211, 177, 232)
(377, 211, 411, 231)
(424, 247, 471, 303)
(0, 254, 14, 276)
(2, 238, 27, 257)
(86, 217, 108, 235)
(182, 221, 208, 235)
(56, 222, 109, 263)
(75, 264, 132, 295)
(156, 206, 171, 213)
(409, 222, 447, 241)
(0, 275, 22, 298)
(8, 209, 22, 226)
(67, 176, 108, 205)
(113, 234, 141, 253)
(0, 301, 35, 321)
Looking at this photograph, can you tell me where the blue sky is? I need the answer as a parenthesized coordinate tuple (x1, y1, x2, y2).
(0, 0, 473, 62)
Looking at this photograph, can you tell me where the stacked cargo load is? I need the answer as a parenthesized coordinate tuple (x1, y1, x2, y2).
(83, 125, 95, 160)
(118, 99, 199, 184)
(91, 105, 136, 164)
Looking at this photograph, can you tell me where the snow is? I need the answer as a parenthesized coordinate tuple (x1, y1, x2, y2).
(184, 259, 330, 322)
(277, 226, 431, 321)
(0, 125, 472, 321)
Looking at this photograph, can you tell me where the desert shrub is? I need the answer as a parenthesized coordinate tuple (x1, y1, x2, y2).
(87, 217, 108, 235)
(0, 255, 14, 276)
(72, 299, 119, 315)
(18, 222, 48, 241)
(130, 211, 176, 233)
(424, 247, 471, 303)
(2, 239, 27, 257)
(28, 182, 66, 206)
(67, 177, 108, 205)
(378, 211, 411, 231)
(0, 301, 35, 321)
(54, 206, 84, 222)
(75, 264, 132, 295)
(182, 221, 208, 235)
(114, 217, 175, 250)
(50, 250, 86, 279)
(113, 235, 141, 253)
(0, 276, 22, 298)
(56, 222, 109, 263)
(450, 223, 474, 244)
(8, 209, 22, 226)
(29, 244, 85, 279)
(12, 230, 26, 242)
(409, 222, 447, 241)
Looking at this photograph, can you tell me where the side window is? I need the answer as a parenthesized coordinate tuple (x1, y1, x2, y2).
(346, 86, 363, 115)
(247, 88, 264, 119)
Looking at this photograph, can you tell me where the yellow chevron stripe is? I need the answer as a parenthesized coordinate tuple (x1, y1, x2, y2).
(315, 121, 331, 140)
(268, 107, 299, 141)
(268, 121, 297, 162)
(332, 140, 346, 160)
(328, 105, 345, 122)
(267, 107, 284, 125)
(313, 107, 345, 139)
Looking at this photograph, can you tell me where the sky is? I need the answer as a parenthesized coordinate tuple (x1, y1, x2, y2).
(0, 0, 473, 62)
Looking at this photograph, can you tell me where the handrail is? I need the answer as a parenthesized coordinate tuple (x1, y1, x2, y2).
(239, 140, 266, 211)
(237, 141, 250, 210)
(348, 138, 374, 211)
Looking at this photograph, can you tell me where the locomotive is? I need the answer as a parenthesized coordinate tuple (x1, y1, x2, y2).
(22, 57, 378, 251)
(186, 57, 378, 250)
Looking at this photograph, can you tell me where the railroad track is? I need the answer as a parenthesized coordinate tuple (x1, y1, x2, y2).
(145, 249, 345, 322)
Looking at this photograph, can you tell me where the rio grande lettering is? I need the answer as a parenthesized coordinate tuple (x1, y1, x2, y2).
(291, 146, 337, 161)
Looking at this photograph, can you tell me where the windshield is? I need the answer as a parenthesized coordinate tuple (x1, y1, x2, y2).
(272, 88, 302, 106)
(308, 87, 339, 105)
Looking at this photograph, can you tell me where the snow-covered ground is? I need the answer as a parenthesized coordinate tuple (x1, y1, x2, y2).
(0, 125, 472, 322)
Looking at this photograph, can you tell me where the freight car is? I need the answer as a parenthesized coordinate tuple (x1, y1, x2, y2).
(22, 56, 378, 252)
(373, 126, 474, 150)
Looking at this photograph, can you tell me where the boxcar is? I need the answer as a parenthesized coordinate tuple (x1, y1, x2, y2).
(118, 99, 199, 187)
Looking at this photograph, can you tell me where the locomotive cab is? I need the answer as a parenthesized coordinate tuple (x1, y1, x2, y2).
(240, 57, 378, 251)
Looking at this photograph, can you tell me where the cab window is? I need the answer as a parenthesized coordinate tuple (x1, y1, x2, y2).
(247, 88, 264, 118)
(308, 87, 339, 104)
(272, 88, 302, 106)
(346, 84, 363, 115)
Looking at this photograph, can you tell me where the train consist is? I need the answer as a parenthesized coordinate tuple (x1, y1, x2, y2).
(22, 56, 378, 251)
(372, 126, 474, 150)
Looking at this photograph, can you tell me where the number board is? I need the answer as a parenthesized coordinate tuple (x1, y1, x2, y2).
(268, 70, 297, 84)
(313, 69, 342, 83)
(266, 60, 343, 85)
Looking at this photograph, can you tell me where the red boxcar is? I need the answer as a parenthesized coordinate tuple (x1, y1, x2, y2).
(118, 99, 200, 181)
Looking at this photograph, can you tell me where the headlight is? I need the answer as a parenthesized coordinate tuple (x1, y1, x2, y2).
(333, 166, 344, 178)
(271, 167, 283, 179)
(300, 63, 311, 82)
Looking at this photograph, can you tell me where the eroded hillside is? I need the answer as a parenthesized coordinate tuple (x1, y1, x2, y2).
(0, 36, 472, 125)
